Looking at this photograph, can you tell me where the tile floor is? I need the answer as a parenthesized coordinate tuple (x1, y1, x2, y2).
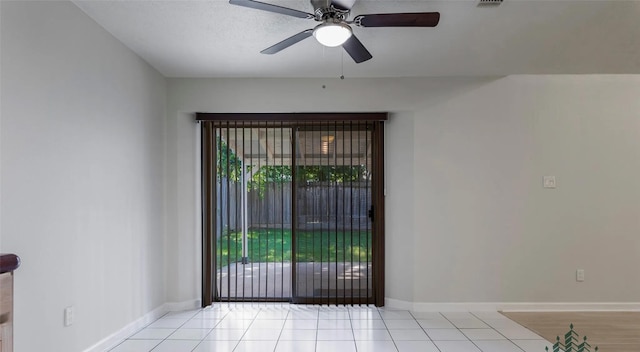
(109, 304, 554, 352)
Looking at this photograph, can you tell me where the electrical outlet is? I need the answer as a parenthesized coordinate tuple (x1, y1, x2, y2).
(576, 269, 585, 282)
(64, 306, 74, 327)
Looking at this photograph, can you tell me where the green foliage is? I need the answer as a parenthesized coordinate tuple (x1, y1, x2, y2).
(216, 136, 369, 197)
(296, 165, 369, 183)
(248, 166, 291, 197)
(216, 229, 372, 268)
(216, 137, 243, 182)
(295, 229, 372, 263)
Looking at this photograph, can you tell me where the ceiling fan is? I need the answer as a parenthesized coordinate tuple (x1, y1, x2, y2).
(229, 0, 440, 63)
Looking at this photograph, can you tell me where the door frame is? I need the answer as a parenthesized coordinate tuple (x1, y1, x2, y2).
(197, 112, 387, 307)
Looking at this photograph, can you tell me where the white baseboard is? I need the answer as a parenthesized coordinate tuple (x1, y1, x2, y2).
(384, 298, 415, 310)
(83, 299, 202, 352)
(164, 299, 201, 312)
(499, 302, 640, 312)
(385, 298, 640, 312)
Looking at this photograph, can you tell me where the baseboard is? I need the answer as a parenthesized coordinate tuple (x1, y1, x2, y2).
(500, 302, 640, 312)
(384, 298, 415, 310)
(385, 299, 506, 312)
(83, 299, 201, 352)
(385, 298, 640, 312)
(164, 298, 201, 312)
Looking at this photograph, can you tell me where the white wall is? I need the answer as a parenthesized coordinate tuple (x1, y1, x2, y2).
(413, 75, 640, 303)
(166, 75, 640, 307)
(1, 2, 167, 351)
(164, 76, 505, 304)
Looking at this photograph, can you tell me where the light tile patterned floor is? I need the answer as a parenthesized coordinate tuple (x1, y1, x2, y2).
(109, 304, 553, 352)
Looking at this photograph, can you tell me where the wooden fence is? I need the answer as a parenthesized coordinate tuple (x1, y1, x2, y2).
(216, 180, 371, 237)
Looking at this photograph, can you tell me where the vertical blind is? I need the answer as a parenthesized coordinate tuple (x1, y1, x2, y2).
(199, 114, 385, 307)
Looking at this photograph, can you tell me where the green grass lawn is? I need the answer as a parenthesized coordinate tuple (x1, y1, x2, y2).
(216, 228, 371, 268)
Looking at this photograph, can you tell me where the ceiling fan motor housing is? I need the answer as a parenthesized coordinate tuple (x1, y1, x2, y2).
(313, 5, 350, 22)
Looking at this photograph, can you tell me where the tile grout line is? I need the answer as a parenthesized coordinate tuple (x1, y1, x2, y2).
(408, 311, 443, 352)
(384, 308, 401, 352)
(377, 308, 401, 352)
(137, 308, 207, 352)
(437, 312, 488, 352)
(191, 307, 230, 352)
(231, 305, 260, 352)
(468, 312, 527, 352)
(191, 307, 237, 352)
(271, 307, 290, 352)
(188, 306, 231, 352)
(350, 307, 358, 352)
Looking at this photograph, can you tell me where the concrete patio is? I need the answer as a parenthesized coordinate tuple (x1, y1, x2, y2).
(217, 261, 372, 300)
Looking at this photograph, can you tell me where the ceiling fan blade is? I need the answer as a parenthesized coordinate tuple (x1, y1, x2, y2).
(229, 0, 315, 19)
(261, 29, 314, 54)
(354, 12, 440, 27)
(342, 35, 372, 63)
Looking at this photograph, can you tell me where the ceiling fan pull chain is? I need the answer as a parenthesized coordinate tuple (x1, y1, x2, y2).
(340, 50, 345, 80)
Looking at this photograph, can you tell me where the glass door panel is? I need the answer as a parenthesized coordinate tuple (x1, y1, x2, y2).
(292, 121, 373, 304)
(215, 122, 292, 301)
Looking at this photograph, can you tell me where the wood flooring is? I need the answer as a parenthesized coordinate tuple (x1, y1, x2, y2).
(501, 311, 640, 352)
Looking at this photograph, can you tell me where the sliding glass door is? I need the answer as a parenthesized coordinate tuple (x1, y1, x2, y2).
(199, 114, 386, 306)
(292, 121, 375, 305)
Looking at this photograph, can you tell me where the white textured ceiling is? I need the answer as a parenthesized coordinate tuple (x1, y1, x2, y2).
(74, 0, 640, 78)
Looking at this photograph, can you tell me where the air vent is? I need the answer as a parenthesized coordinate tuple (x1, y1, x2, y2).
(477, 0, 503, 6)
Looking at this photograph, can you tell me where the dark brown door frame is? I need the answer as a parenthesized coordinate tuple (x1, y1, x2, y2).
(371, 122, 385, 307)
(200, 122, 215, 307)
(197, 112, 387, 307)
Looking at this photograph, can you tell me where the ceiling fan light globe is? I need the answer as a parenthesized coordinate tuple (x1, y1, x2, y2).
(313, 22, 352, 47)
